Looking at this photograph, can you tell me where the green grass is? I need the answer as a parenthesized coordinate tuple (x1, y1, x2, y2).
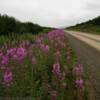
(0, 30, 88, 100)
(67, 25, 100, 35)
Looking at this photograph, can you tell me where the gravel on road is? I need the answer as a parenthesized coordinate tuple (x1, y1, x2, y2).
(65, 31, 100, 100)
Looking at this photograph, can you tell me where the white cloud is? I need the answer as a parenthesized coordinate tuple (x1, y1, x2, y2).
(0, 0, 100, 27)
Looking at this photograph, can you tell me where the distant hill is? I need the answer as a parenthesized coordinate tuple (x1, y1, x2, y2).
(67, 16, 100, 35)
(0, 14, 53, 35)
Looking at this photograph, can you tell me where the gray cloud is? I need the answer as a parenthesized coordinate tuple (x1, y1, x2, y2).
(84, 0, 100, 11)
(0, 0, 100, 27)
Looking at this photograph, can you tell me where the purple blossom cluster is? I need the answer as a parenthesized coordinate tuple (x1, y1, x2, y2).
(48, 29, 65, 40)
(0, 46, 34, 87)
(16, 47, 27, 60)
(0, 29, 86, 99)
(40, 44, 49, 54)
(52, 62, 62, 80)
(1, 55, 9, 67)
(3, 68, 13, 87)
(73, 63, 84, 97)
(52, 61, 61, 75)
(48, 30, 85, 99)
(75, 79, 84, 92)
(7, 48, 16, 58)
(48, 29, 66, 50)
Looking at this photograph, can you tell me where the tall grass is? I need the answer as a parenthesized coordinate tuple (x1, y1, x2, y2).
(0, 30, 88, 100)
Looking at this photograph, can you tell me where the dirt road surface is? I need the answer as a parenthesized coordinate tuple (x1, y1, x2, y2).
(65, 31, 100, 100)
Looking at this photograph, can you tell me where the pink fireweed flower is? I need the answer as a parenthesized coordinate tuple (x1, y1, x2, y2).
(16, 47, 27, 60)
(7, 48, 16, 57)
(32, 56, 37, 65)
(45, 45, 49, 53)
(3, 68, 13, 87)
(53, 62, 61, 74)
(1, 55, 9, 66)
(75, 79, 84, 92)
(52, 62, 63, 80)
(35, 36, 43, 44)
(40, 44, 49, 54)
(47, 29, 65, 40)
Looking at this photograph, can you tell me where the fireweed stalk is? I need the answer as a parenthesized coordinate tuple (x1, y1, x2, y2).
(52, 62, 64, 81)
(73, 64, 84, 99)
(75, 79, 84, 100)
(3, 68, 13, 87)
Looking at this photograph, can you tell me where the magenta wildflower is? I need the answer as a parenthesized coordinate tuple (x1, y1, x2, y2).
(1, 55, 9, 66)
(40, 44, 49, 54)
(35, 37, 43, 44)
(7, 48, 16, 57)
(52, 62, 63, 80)
(45, 45, 49, 53)
(3, 68, 13, 87)
(16, 47, 27, 60)
(53, 62, 61, 74)
(75, 79, 84, 92)
(48, 29, 65, 40)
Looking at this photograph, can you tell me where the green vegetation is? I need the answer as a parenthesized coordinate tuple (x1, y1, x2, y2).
(0, 13, 88, 99)
(67, 16, 100, 35)
(0, 14, 53, 35)
(0, 30, 87, 100)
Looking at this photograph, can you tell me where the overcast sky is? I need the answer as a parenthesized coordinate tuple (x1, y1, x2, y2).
(0, 0, 100, 27)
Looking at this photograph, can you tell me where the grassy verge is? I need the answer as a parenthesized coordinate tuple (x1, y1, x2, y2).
(67, 25, 100, 35)
(0, 30, 88, 100)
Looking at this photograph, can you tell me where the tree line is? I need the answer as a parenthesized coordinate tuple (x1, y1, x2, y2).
(0, 14, 47, 35)
(74, 16, 100, 27)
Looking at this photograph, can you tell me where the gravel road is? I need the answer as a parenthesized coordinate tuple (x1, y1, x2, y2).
(65, 31, 100, 100)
